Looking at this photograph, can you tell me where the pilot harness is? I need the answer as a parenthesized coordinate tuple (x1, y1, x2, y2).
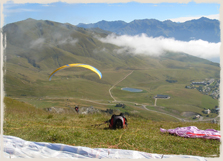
(109, 114, 127, 129)
(92, 113, 128, 129)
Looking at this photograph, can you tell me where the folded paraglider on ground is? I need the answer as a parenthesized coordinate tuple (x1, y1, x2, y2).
(160, 126, 220, 140)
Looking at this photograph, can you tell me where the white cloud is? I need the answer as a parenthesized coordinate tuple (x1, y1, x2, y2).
(169, 14, 219, 23)
(57, 37, 78, 45)
(52, 33, 78, 46)
(30, 38, 45, 48)
(98, 34, 220, 61)
(42, 4, 51, 7)
(4, 8, 39, 14)
(69, 39, 79, 45)
(93, 47, 107, 53)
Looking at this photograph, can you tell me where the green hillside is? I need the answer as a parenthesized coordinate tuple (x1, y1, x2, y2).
(3, 18, 220, 121)
(4, 97, 220, 157)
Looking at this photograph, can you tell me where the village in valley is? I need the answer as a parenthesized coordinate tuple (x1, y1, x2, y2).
(185, 78, 220, 100)
(184, 78, 220, 120)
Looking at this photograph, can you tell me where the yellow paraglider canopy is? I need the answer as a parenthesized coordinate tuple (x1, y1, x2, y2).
(49, 63, 102, 81)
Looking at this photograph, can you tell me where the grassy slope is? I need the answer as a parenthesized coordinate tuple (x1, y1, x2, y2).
(4, 97, 220, 157)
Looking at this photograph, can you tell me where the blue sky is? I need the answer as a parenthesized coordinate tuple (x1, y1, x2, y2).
(3, 1, 220, 26)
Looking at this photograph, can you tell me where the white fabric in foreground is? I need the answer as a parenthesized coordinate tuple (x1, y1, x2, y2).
(2, 135, 207, 160)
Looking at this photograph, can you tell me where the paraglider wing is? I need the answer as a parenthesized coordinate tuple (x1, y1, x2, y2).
(49, 63, 102, 81)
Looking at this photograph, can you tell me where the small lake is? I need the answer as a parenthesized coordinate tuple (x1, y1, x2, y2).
(121, 87, 143, 92)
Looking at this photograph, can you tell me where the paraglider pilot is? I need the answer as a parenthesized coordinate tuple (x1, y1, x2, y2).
(107, 113, 128, 129)
(75, 105, 79, 113)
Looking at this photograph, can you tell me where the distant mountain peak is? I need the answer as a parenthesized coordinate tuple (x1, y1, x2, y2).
(77, 17, 220, 43)
(163, 20, 173, 23)
(199, 16, 213, 20)
(26, 18, 35, 21)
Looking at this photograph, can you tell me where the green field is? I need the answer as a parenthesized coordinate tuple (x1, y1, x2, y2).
(4, 97, 220, 157)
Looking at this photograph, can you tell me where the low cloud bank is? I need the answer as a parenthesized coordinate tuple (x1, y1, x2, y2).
(98, 34, 220, 62)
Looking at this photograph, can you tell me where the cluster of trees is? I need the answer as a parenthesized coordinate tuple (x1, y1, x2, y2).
(115, 103, 126, 108)
(166, 79, 177, 83)
(211, 108, 219, 114)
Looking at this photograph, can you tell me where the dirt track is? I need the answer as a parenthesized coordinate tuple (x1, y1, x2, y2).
(108, 70, 134, 102)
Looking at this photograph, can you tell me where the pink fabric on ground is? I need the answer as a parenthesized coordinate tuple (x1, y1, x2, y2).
(160, 126, 220, 140)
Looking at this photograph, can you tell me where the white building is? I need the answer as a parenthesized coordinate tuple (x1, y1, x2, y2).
(204, 109, 211, 114)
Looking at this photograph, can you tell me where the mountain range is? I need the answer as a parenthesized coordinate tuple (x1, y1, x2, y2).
(2, 18, 219, 76)
(77, 17, 220, 43)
